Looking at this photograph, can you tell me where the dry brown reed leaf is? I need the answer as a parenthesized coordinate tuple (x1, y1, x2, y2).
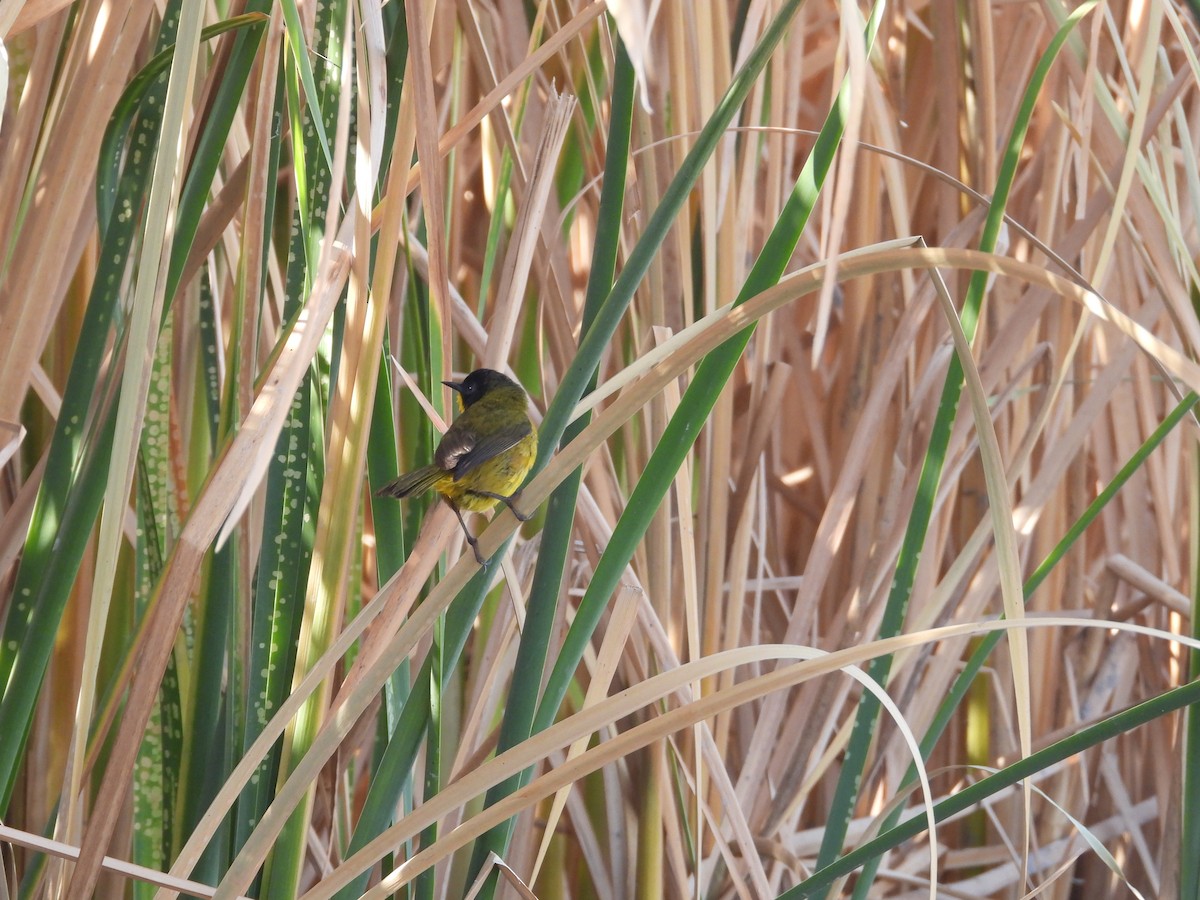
(3, 0, 70, 37)
(0, 447, 40, 585)
(484, 87, 575, 368)
(177, 156, 251, 295)
(403, 0, 453, 381)
(236, 10, 284, 408)
(811, 0, 870, 364)
(463, 851, 539, 900)
(929, 256, 1035, 885)
(0, 0, 154, 425)
(604, 0, 656, 112)
(452, 0, 526, 190)
(0, 15, 60, 255)
(347, 504, 463, 681)
(0, 822, 249, 899)
(0, 421, 23, 471)
(1105, 554, 1192, 616)
(530, 582, 639, 882)
(448, 602, 521, 791)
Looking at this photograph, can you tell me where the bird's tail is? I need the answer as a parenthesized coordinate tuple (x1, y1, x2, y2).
(375, 465, 443, 499)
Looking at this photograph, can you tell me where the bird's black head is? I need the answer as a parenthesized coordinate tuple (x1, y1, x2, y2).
(443, 368, 522, 408)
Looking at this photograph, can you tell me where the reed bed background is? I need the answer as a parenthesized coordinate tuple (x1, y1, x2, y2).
(1, 0, 1199, 897)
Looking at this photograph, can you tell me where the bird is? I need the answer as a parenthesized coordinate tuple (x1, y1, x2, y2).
(375, 368, 537, 564)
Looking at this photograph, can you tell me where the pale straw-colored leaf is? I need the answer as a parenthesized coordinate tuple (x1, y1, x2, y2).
(928, 257, 1033, 887)
(484, 87, 576, 368)
(0, 823, 252, 898)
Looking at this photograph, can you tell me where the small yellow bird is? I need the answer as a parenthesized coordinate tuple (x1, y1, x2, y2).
(376, 368, 537, 563)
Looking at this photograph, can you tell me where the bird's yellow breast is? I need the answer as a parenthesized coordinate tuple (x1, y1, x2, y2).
(433, 429, 538, 513)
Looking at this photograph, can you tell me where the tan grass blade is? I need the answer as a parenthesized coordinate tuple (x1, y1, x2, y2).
(1090, 0, 1163, 286)
(0, 823, 251, 899)
(0, 1, 153, 426)
(483, 87, 576, 368)
(605, 0, 656, 111)
(4, 0, 74, 36)
(529, 583, 640, 882)
(402, 0, 452, 380)
(464, 851, 540, 900)
(810, 0, 869, 364)
(928, 257, 1034, 889)
(0, 421, 23, 470)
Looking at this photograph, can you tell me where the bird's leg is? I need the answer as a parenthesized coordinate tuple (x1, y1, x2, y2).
(473, 489, 532, 522)
(449, 503, 488, 566)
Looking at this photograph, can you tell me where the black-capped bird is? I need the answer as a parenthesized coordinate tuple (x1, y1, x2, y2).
(376, 368, 537, 564)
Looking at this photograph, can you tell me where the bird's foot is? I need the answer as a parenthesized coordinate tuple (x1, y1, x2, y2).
(476, 489, 532, 521)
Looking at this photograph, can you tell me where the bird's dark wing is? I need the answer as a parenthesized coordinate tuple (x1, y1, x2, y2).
(435, 419, 531, 479)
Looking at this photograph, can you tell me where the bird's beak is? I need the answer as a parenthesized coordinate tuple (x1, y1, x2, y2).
(442, 379, 465, 395)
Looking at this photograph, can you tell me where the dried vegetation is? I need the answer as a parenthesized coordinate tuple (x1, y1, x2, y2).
(1, 0, 1199, 897)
